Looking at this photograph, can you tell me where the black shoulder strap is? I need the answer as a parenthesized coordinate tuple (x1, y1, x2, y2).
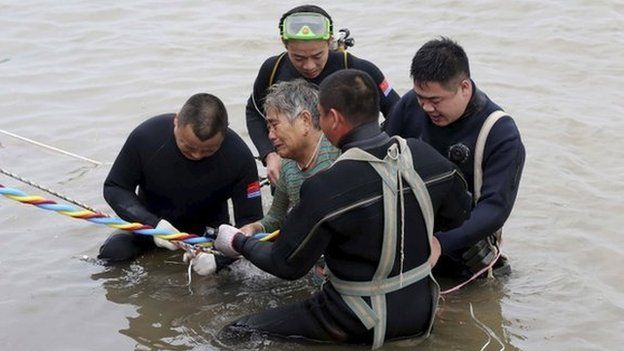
(269, 52, 288, 87)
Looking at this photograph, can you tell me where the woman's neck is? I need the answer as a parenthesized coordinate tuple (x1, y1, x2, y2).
(296, 131, 323, 172)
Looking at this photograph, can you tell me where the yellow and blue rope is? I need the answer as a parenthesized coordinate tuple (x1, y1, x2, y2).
(0, 183, 213, 248)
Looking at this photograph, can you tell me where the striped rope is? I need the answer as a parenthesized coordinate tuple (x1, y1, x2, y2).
(0, 183, 219, 255)
(0, 167, 102, 213)
(254, 230, 280, 242)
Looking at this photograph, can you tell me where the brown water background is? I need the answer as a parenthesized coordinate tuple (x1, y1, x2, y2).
(1, 1, 623, 350)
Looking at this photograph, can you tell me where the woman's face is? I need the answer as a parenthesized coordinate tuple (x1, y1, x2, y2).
(266, 109, 311, 160)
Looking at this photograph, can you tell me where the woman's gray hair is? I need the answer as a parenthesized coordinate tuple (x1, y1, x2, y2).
(263, 79, 320, 129)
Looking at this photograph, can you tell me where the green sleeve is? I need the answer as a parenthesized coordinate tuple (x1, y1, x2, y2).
(259, 175, 290, 233)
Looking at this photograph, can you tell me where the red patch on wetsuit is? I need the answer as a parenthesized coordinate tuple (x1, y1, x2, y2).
(379, 78, 392, 96)
(247, 181, 261, 198)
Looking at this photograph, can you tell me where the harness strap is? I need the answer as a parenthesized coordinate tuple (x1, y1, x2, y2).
(341, 294, 378, 329)
(328, 261, 431, 296)
(473, 110, 507, 203)
(470, 110, 508, 275)
(331, 137, 438, 349)
(251, 53, 290, 121)
(268, 52, 287, 87)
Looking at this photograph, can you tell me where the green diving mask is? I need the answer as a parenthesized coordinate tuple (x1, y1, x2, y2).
(281, 12, 332, 41)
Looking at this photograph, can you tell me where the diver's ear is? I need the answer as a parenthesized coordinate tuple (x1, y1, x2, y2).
(459, 79, 472, 100)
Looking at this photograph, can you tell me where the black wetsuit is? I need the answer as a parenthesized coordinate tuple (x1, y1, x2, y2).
(246, 50, 400, 161)
(223, 123, 471, 345)
(384, 82, 525, 276)
(98, 114, 263, 262)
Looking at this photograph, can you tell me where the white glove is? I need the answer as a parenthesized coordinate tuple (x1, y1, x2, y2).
(214, 224, 243, 258)
(183, 252, 217, 276)
(153, 219, 179, 251)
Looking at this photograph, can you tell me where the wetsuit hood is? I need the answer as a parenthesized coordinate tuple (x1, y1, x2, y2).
(453, 80, 487, 126)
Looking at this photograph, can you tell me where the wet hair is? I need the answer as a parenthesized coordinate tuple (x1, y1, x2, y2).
(263, 79, 320, 129)
(410, 37, 471, 91)
(319, 69, 379, 126)
(278, 4, 333, 38)
(177, 93, 228, 141)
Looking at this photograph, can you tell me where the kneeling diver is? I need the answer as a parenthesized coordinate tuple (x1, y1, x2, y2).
(210, 70, 471, 348)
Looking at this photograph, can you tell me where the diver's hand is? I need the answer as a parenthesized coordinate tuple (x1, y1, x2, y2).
(239, 222, 264, 236)
(183, 252, 217, 276)
(265, 152, 281, 185)
(215, 224, 244, 258)
(153, 219, 179, 251)
(461, 237, 499, 273)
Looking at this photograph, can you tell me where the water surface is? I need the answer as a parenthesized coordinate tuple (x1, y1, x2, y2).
(1, 1, 623, 350)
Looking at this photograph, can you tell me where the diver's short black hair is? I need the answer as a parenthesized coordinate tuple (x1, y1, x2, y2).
(178, 93, 228, 141)
(319, 69, 379, 127)
(410, 37, 470, 90)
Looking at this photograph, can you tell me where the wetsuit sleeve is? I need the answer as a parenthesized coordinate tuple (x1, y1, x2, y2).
(245, 56, 280, 161)
(435, 117, 525, 253)
(259, 174, 289, 233)
(433, 169, 472, 233)
(230, 144, 264, 227)
(348, 54, 400, 118)
(103, 131, 159, 227)
(234, 177, 331, 280)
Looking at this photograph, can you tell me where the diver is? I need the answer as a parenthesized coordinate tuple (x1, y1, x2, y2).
(98, 93, 263, 273)
(214, 69, 471, 349)
(246, 4, 399, 186)
(384, 37, 526, 282)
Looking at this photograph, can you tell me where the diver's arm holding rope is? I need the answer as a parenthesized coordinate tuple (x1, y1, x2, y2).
(217, 181, 331, 280)
(102, 175, 182, 252)
(103, 134, 159, 227)
(101, 130, 185, 252)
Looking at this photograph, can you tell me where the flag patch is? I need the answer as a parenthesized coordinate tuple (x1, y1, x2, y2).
(379, 78, 392, 97)
(247, 181, 261, 198)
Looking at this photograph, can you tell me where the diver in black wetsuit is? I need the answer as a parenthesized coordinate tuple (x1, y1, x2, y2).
(212, 70, 471, 348)
(98, 93, 263, 270)
(246, 5, 399, 185)
(384, 37, 526, 279)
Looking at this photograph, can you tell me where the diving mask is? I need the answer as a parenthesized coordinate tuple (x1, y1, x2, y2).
(281, 12, 332, 41)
